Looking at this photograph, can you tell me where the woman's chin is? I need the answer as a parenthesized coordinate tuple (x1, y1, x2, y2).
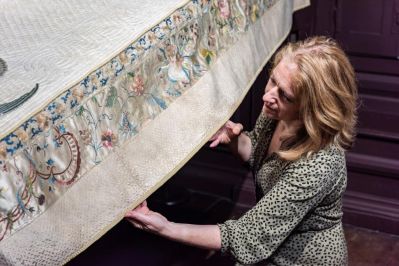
(264, 110, 278, 119)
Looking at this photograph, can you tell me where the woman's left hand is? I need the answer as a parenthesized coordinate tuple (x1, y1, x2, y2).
(124, 201, 169, 235)
(209, 120, 243, 148)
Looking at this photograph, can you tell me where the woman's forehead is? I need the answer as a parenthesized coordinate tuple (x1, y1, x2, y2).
(272, 60, 297, 92)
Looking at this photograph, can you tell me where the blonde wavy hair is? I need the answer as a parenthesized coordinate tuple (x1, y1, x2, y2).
(273, 36, 358, 161)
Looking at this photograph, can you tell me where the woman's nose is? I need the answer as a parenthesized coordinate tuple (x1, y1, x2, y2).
(263, 86, 278, 103)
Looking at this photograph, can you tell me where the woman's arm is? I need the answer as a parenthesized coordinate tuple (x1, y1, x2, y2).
(209, 120, 252, 162)
(229, 130, 252, 162)
(164, 223, 221, 250)
(125, 201, 221, 250)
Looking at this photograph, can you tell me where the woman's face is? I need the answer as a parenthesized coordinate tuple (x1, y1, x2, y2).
(262, 59, 300, 122)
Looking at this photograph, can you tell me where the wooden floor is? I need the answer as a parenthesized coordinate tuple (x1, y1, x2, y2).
(345, 225, 399, 266)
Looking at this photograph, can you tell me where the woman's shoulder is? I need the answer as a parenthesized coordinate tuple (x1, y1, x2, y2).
(283, 144, 346, 184)
(296, 144, 345, 166)
(314, 143, 345, 162)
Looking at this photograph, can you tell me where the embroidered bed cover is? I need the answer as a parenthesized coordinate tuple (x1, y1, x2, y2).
(0, 0, 309, 264)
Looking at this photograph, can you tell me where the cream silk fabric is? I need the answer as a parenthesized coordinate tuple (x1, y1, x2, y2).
(0, 0, 309, 265)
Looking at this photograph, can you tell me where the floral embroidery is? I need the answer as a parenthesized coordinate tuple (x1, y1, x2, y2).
(218, 0, 231, 19)
(101, 130, 117, 149)
(0, 127, 81, 241)
(0, 0, 278, 242)
(131, 75, 145, 96)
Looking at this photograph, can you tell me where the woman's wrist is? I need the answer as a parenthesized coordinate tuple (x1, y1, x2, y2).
(161, 221, 189, 244)
(159, 220, 176, 239)
(158, 221, 221, 250)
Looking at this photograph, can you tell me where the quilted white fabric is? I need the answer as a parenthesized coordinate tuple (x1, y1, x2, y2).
(0, 0, 186, 135)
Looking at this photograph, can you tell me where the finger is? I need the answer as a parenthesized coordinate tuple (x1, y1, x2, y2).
(232, 123, 243, 135)
(134, 223, 150, 232)
(129, 203, 144, 213)
(209, 128, 223, 141)
(209, 138, 220, 148)
(129, 210, 152, 224)
(125, 208, 146, 219)
(225, 120, 234, 129)
(126, 216, 153, 232)
(124, 210, 136, 218)
(125, 217, 144, 229)
(134, 201, 148, 212)
(209, 134, 217, 141)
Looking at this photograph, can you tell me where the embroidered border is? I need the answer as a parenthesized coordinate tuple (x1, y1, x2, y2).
(0, 0, 277, 242)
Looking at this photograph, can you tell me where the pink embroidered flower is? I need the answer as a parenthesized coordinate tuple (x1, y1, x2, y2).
(130, 75, 145, 96)
(218, 0, 230, 19)
(101, 129, 117, 148)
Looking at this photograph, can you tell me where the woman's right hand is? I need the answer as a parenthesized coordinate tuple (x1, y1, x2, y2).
(125, 201, 169, 235)
(209, 120, 243, 148)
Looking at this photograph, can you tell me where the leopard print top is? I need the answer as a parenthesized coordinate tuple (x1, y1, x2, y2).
(218, 113, 348, 265)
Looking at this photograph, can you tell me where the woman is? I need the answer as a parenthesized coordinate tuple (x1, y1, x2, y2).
(125, 36, 358, 265)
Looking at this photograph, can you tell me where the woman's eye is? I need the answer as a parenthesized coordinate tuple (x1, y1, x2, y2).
(279, 89, 293, 103)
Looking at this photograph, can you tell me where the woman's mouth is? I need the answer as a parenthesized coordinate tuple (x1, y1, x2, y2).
(264, 104, 277, 114)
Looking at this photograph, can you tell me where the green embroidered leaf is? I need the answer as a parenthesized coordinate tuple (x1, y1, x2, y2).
(106, 87, 118, 107)
(92, 96, 98, 105)
(127, 72, 135, 78)
(206, 55, 211, 65)
(77, 106, 84, 116)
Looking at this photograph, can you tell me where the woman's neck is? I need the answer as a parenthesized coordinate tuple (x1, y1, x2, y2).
(278, 119, 302, 140)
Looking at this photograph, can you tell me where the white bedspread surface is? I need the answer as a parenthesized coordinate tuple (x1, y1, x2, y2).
(0, 0, 185, 133)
